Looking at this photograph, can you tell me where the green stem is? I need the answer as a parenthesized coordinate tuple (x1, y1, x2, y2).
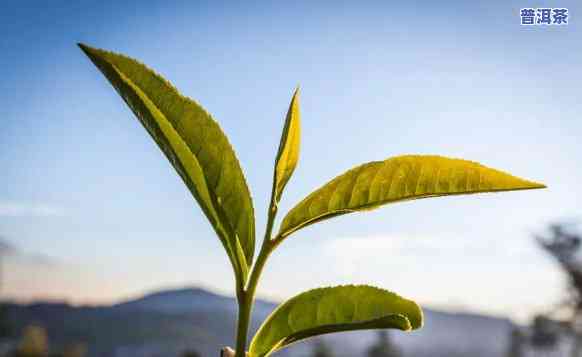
(234, 291, 251, 356)
(234, 204, 278, 357)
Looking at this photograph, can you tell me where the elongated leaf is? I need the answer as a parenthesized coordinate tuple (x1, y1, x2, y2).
(78, 43, 255, 281)
(278, 155, 545, 239)
(248, 285, 422, 357)
(272, 88, 301, 204)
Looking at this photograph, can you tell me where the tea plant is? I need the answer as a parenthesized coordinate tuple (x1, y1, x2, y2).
(79, 43, 546, 357)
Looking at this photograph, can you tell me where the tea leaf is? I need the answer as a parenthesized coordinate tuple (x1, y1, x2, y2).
(272, 88, 301, 205)
(248, 285, 422, 357)
(278, 155, 545, 239)
(79, 43, 255, 282)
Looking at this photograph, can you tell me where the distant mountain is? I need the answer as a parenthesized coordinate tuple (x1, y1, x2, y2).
(114, 287, 238, 314)
(113, 287, 275, 320)
(3, 287, 513, 357)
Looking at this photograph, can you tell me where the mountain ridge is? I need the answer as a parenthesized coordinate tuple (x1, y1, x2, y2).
(3, 286, 513, 357)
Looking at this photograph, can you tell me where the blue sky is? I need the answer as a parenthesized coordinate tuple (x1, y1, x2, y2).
(1, 0, 581, 321)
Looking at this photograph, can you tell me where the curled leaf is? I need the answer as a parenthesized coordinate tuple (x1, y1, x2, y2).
(248, 285, 422, 357)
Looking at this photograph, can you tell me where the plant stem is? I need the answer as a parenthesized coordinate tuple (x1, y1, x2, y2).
(234, 290, 251, 357)
(234, 204, 279, 357)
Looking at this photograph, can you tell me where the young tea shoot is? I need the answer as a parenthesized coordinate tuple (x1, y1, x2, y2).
(79, 43, 546, 357)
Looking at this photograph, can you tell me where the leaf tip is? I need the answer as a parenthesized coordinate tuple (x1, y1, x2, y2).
(517, 178, 547, 191)
(411, 302, 424, 330)
(77, 43, 97, 60)
(291, 86, 300, 105)
(77, 42, 90, 53)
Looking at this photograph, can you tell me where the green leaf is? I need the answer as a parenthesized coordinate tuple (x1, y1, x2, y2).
(78, 43, 255, 282)
(278, 155, 545, 239)
(248, 285, 422, 357)
(272, 88, 301, 205)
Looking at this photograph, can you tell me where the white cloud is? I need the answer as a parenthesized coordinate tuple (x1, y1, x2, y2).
(324, 231, 539, 264)
(321, 234, 562, 321)
(0, 201, 65, 217)
(324, 233, 516, 264)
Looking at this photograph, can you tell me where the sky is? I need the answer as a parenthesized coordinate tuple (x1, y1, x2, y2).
(0, 0, 581, 322)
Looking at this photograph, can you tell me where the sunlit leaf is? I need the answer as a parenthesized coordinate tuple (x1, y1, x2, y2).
(272, 88, 301, 205)
(248, 285, 422, 357)
(278, 155, 545, 239)
(79, 43, 255, 282)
